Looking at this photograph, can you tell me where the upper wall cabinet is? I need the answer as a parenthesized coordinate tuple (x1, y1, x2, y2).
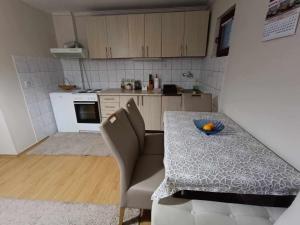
(106, 15, 129, 58)
(128, 14, 145, 58)
(86, 16, 108, 58)
(162, 12, 185, 57)
(184, 11, 209, 57)
(145, 13, 162, 58)
(85, 10, 209, 59)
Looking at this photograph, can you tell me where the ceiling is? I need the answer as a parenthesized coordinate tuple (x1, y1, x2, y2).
(21, 0, 209, 13)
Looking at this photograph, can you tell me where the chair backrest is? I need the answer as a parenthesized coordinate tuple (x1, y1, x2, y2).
(100, 108, 139, 205)
(125, 98, 145, 153)
(274, 194, 300, 225)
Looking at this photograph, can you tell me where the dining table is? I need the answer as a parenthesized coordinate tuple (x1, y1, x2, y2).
(152, 111, 300, 203)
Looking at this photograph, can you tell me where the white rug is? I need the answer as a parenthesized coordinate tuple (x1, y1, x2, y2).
(27, 133, 111, 156)
(0, 198, 139, 225)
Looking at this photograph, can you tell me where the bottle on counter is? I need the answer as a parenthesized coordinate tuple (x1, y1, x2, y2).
(148, 74, 154, 91)
(154, 74, 159, 89)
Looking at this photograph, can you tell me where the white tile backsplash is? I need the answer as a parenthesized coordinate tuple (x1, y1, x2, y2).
(13, 56, 64, 141)
(60, 57, 228, 111)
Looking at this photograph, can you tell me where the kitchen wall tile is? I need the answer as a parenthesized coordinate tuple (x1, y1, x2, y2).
(108, 70, 117, 82)
(161, 59, 172, 70)
(13, 55, 63, 141)
(116, 70, 126, 82)
(134, 61, 144, 70)
(59, 57, 228, 112)
(125, 60, 134, 70)
(152, 61, 162, 70)
(172, 59, 182, 70)
(171, 70, 182, 82)
(125, 70, 134, 79)
(143, 61, 152, 70)
(98, 60, 107, 70)
(13, 56, 30, 73)
(134, 70, 143, 81)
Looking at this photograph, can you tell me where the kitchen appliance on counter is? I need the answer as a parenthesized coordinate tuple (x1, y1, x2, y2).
(163, 84, 179, 96)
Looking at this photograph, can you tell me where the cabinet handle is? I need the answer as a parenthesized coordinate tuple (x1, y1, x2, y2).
(142, 46, 145, 57)
(105, 47, 108, 58)
(137, 96, 140, 106)
(142, 96, 144, 106)
(146, 46, 149, 57)
(180, 45, 183, 56)
(109, 47, 112, 58)
(185, 45, 188, 56)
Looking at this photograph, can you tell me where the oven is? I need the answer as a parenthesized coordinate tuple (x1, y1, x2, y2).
(73, 93, 101, 132)
(74, 101, 100, 123)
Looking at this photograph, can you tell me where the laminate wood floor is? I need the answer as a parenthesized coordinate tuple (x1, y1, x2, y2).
(0, 154, 150, 225)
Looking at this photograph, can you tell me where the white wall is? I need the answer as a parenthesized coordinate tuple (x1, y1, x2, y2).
(0, 0, 57, 154)
(210, 0, 300, 170)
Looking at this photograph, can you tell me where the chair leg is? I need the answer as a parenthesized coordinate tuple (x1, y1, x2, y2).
(119, 207, 125, 225)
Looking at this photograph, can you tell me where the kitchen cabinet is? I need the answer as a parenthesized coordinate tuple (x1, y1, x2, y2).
(99, 96, 120, 120)
(145, 13, 162, 57)
(182, 93, 212, 112)
(161, 96, 182, 129)
(139, 95, 162, 130)
(184, 11, 209, 57)
(128, 14, 145, 58)
(85, 10, 208, 59)
(162, 12, 185, 57)
(120, 95, 139, 108)
(86, 16, 108, 58)
(106, 15, 129, 58)
(99, 90, 212, 130)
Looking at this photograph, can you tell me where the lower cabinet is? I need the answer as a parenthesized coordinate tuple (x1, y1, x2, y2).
(120, 95, 139, 108)
(161, 96, 182, 129)
(119, 95, 162, 130)
(139, 95, 162, 130)
(101, 93, 212, 130)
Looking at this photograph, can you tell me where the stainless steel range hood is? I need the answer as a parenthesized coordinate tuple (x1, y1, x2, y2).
(50, 48, 87, 58)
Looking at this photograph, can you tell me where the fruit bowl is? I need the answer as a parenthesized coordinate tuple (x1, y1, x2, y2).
(193, 119, 224, 136)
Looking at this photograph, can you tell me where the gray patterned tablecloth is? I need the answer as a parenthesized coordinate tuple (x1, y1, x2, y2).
(152, 112, 300, 200)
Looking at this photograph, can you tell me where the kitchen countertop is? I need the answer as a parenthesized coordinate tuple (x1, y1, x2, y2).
(97, 88, 163, 96)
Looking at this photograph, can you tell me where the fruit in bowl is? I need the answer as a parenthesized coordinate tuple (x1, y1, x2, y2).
(202, 122, 215, 132)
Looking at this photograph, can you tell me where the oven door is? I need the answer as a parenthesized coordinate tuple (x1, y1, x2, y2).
(74, 101, 100, 124)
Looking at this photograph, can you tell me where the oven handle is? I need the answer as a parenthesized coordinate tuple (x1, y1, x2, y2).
(74, 101, 96, 105)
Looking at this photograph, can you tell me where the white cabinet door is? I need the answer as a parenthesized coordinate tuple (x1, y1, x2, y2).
(139, 96, 162, 130)
(162, 12, 185, 57)
(184, 11, 209, 57)
(106, 15, 129, 58)
(128, 14, 145, 58)
(50, 93, 78, 132)
(145, 13, 162, 57)
(86, 16, 108, 58)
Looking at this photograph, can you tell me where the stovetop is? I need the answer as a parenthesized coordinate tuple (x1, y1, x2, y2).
(75, 89, 102, 94)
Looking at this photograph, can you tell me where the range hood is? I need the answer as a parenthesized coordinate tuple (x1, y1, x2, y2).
(50, 48, 87, 59)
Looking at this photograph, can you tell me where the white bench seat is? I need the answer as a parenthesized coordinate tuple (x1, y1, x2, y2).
(151, 196, 299, 225)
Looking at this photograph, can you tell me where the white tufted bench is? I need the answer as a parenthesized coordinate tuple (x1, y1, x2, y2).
(152, 194, 300, 225)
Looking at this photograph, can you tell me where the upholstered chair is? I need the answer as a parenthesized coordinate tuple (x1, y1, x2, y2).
(100, 108, 164, 225)
(125, 98, 164, 155)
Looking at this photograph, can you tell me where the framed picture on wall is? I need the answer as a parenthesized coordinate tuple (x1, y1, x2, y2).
(263, 0, 300, 41)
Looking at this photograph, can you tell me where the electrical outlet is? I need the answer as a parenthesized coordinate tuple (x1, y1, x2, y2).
(24, 80, 33, 88)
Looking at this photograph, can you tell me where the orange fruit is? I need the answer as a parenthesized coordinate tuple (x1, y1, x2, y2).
(202, 122, 215, 131)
